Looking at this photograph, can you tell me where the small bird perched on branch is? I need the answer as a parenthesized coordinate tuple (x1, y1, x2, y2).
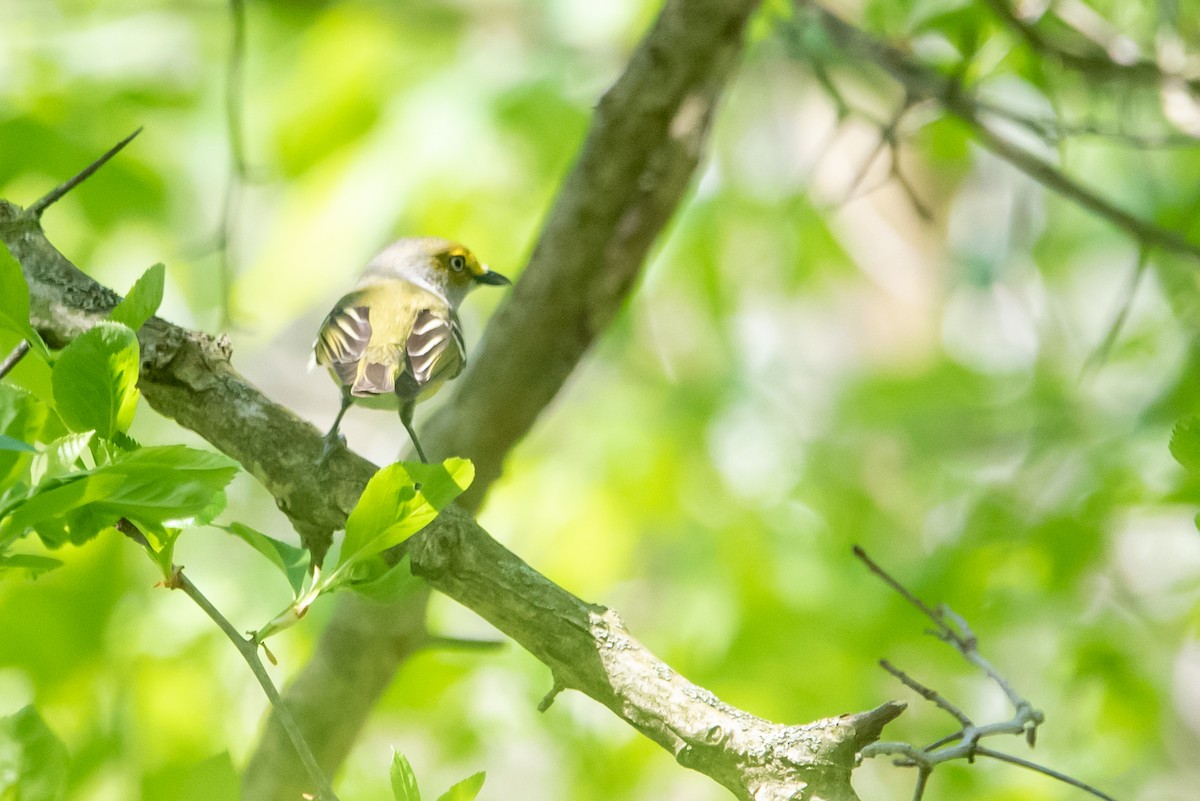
(313, 237, 510, 462)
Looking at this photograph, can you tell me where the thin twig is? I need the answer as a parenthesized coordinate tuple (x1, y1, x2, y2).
(852, 545, 946, 627)
(854, 546, 1039, 718)
(28, 128, 143, 218)
(975, 100, 1200, 149)
(850, 546, 1119, 800)
(1083, 247, 1149, 376)
(217, 0, 248, 327)
(978, 0, 1199, 93)
(975, 746, 1121, 801)
(423, 635, 506, 652)
(911, 767, 930, 801)
(809, 5, 1200, 264)
(879, 659, 971, 727)
(115, 519, 338, 800)
(174, 569, 341, 801)
(0, 340, 31, 380)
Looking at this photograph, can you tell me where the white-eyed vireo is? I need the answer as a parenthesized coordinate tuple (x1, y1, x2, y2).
(313, 237, 510, 462)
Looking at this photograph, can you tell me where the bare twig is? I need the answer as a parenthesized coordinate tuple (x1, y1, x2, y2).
(422, 635, 505, 652)
(27, 128, 143, 218)
(853, 547, 1121, 801)
(975, 746, 1121, 801)
(0, 340, 31, 380)
(1083, 247, 1150, 375)
(216, 0, 248, 327)
(808, 4, 1200, 264)
(978, 0, 1199, 93)
(173, 568, 341, 801)
(974, 100, 1200, 149)
(879, 659, 970, 728)
(854, 546, 1039, 722)
(112, 520, 339, 800)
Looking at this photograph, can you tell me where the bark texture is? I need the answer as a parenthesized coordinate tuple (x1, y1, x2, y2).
(0, 1, 905, 799)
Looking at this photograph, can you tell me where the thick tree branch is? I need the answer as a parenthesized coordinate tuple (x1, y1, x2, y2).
(249, 0, 779, 796)
(1, 1, 905, 798)
(1, 200, 902, 800)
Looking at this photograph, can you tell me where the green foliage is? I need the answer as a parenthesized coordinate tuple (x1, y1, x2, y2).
(0, 247, 49, 360)
(2, 1, 1198, 800)
(0, 444, 237, 548)
(219, 522, 309, 597)
(0, 553, 62, 579)
(0, 706, 68, 801)
(1170, 417, 1200, 474)
(0, 386, 46, 487)
(436, 772, 486, 801)
(390, 751, 485, 801)
(108, 263, 165, 331)
(0, 435, 36, 453)
(50, 322, 140, 439)
(390, 752, 421, 801)
(249, 459, 469, 642)
(337, 458, 474, 574)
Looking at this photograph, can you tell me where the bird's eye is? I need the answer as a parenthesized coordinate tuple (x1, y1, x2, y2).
(449, 255, 467, 272)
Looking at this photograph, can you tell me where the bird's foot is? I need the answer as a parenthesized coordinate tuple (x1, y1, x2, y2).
(317, 432, 346, 465)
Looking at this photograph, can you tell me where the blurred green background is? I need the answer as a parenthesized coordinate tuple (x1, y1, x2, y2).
(3, 0, 1200, 799)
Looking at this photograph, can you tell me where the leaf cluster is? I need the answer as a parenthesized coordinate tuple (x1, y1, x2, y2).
(1, 258, 477, 799)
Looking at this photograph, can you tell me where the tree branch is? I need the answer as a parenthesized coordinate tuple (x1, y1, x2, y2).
(807, 3, 1200, 263)
(27, 128, 142, 218)
(248, 0, 781, 795)
(1, 199, 903, 799)
(978, 0, 1200, 94)
(0, 2, 906, 798)
(0, 340, 31, 380)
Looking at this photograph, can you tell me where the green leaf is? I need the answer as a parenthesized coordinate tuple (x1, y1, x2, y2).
(0, 552, 63, 579)
(1, 445, 238, 548)
(435, 772, 485, 801)
(29, 432, 93, 486)
(0, 706, 69, 801)
(390, 751, 421, 801)
(1170, 417, 1200, 473)
(220, 522, 310, 596)
(344, 555, 423, 602)
(137, 522, 181, 578)
(51, 322, 140, 438)
(0, 435, 36, 452)
(0, 384, 48, 486)
(109, 263, 165, 331)
(338, 458, 474, 571)
(0, 248, 50, 359)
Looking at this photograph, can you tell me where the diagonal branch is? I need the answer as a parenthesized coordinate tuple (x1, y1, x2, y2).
(807, 3, 1200, 263)
(978, 0, 1200, 94)
(1, 199, 903, 800)
(0, 341, 31, 381)
(27, 128, 142, 218)
(249, 0, 779, 795)
(0, 1, 906, 798)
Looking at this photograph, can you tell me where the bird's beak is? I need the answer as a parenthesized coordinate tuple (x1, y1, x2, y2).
(475, 268, 511, 286)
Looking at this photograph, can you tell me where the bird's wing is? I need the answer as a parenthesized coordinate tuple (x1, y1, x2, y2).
(402, 307, 466, 398)
(314, 303, 373, 388)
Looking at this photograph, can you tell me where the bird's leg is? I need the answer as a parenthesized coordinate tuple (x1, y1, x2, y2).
(319, 386, 353, 462)
(399, 398, 429, 463)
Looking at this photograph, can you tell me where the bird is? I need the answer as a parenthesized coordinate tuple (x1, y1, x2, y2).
(313, 237, 510, 462)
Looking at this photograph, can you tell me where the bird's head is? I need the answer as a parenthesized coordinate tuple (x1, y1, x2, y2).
(361, 237, 511, 307)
